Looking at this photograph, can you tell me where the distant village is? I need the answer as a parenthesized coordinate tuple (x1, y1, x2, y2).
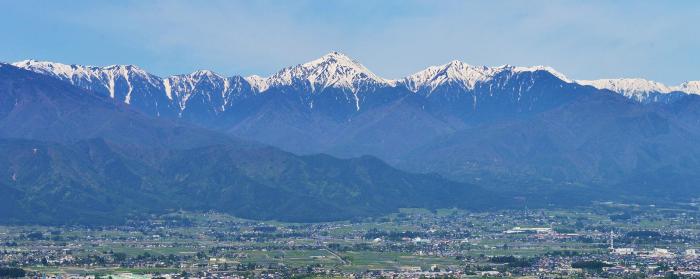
(2, 204, 700, 278)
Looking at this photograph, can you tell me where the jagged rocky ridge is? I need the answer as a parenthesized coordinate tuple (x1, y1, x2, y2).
(14, 52, 700, 116)
(10, 52, 612, 118)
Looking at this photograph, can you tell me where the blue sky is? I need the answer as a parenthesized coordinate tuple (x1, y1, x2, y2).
(2, 1, 699, 84)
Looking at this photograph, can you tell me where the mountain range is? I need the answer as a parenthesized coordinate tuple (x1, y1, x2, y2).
(4, 52, 700, 223)
(13, 52, 700, 114)
(0, 63, 494, 224)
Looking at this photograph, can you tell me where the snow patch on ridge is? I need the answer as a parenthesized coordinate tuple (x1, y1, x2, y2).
(163, 79, 173, 100)
(244, 75, 269, 92)
(512, 65, 572, 83)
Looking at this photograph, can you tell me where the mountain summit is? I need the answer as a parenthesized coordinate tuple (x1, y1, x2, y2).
(262, 51, 393, 93)
(401, 60, 501, 94)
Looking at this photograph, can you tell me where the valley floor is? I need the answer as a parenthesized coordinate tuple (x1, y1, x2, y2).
(2, 203, 700, 278)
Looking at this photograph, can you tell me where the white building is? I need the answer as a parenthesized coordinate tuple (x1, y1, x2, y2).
(504, 226, 552, 234)
(686, 249, 697, 257)
(612, 248, 635, 255)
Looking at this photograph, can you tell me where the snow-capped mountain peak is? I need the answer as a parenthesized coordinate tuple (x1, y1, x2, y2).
(12, 60, 161, 103)
(13, 60, 153, 81)
(401, 61, 571, 94)
(244, 75, 269, 92)
(574, 78, 700, 103)
(13, 59, 101, 81)
(401, 60, 500, 93)
(190, 69, 222, 78)
(576, 78, 673, 97)
(674, 81, 700, 94)
(265, 51, 391, 92)
(304, 51, 358, 68)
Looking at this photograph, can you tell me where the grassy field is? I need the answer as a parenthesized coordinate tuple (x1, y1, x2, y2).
(98, 245, 198, 257)
(335, 251, 461, 272)
(237, 249, 342, 267)
(27, 266, 179, 276)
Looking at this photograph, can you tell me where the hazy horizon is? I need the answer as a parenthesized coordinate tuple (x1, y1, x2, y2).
(2, 0, 699, 84)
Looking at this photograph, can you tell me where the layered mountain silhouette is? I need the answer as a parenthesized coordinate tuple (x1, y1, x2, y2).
(0, 63, 494, 225)
(4, 52, 700, 224)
